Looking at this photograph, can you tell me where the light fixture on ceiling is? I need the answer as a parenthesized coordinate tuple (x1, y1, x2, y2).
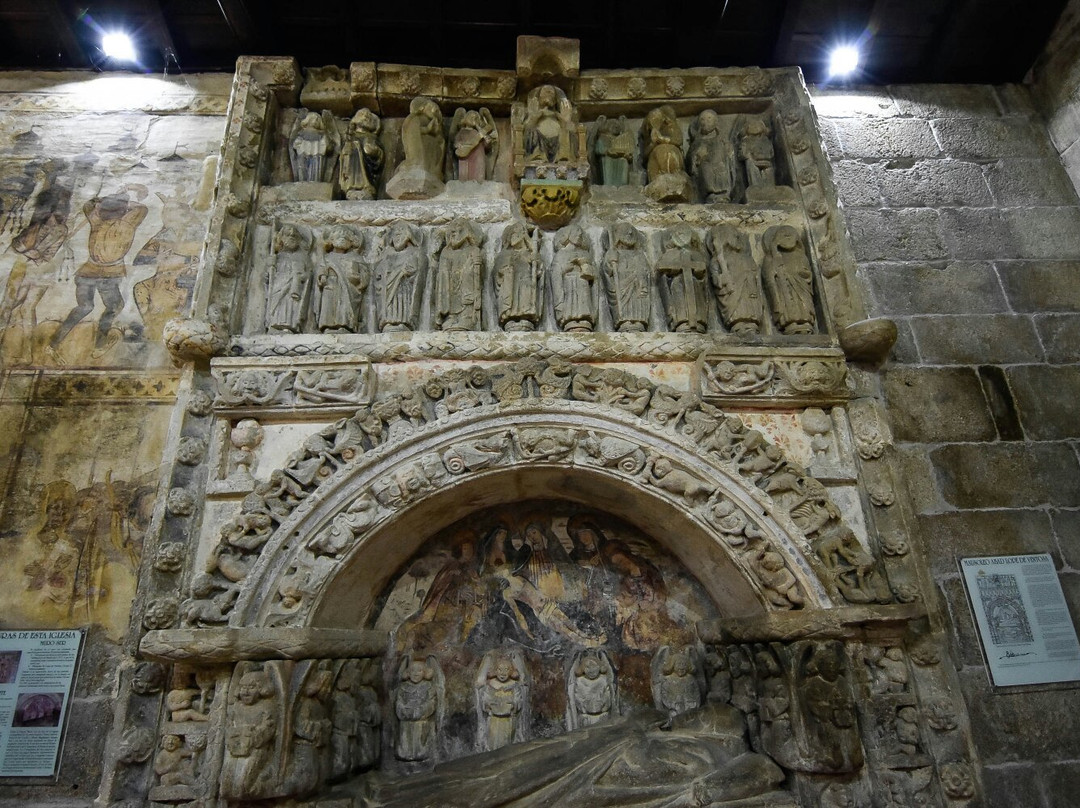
(828, 45, 860, 78)
(101, 32, 137, 62)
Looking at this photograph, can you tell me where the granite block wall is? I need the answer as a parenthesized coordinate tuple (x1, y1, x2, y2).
(813, 81, 1080, 807)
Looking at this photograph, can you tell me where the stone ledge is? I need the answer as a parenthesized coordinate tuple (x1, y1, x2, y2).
(697, 602, 925, 643)
(139, 627, 388, 663)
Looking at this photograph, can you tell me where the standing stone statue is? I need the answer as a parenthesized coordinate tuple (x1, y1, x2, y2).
(393, 654, 443, 764)
(267, 223, 312, 333)
(688, 109, 734, 202)
(593, 115, 634, 186)
(387, 97, 445, 199)
(338, 108, 384, 200)
(651, 645, 704, 728)
(522, 84, 578, 165)
(330, 664, 360, 781)
(761, 225, 816, 334)
(656, 224, 708, 333)
(434, 218, 484, 331)
(314, 226, 368, 333)
(475, 650, 529, 751)
(287, 666, 333, 795)
(642, 105, 692, 202)
(707, 223, 764, 336)
(738, 118, 776, 191)
(448, 108, 499, 181)
(494, 223, 542, 331)
(355, 662, 382, 770)
(551, 224, 597, 333)
(289, 110, 340, 183)
(603, 223, 653, 332)
(221, 669, 277, 801)
(375, 222, 426, 332)
(566, 649, 617, 730)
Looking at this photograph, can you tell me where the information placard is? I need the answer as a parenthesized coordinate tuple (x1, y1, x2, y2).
(0, 630, 82, 777)
(960, 554, 1080, 687)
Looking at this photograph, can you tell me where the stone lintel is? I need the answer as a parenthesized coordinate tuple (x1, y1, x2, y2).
(139, 627, 388, 663)
(697, 603, 926, 644)
(700, 346, 850, 408)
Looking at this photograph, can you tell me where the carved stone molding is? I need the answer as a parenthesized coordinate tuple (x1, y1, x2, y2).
(140, 627, 387, 663)
(698, 603, 926, 644)
(211, 355, 373, 415)
(700, 347, 850, 408)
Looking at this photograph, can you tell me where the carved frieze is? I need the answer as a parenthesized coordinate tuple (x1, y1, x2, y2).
(211, 355, 373, 415)
(701, 348, 850, 407)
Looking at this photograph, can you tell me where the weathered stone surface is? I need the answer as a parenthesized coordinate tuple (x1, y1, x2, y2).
(832, 117, 942, 159)
(892, 445, 946, 515)
(829, 160, 881, 207)
(838, 318, 897, 365)
(985, 159, 1079, 205)
(884, 366, 997, 443)
(1005, 207, 1080, 259)
(981, 764, 1042, 808)
(910, 314, 1043, 364)
(810, 86, 900, 117)
(932, 117, 1055, 160)
(997, 261, 1080, 312)
(877, 159, 993, 207)
(698, 604, 924, 644)
(1006, 365, 1080, 439)
(939, 577, 985, 667)
(887, 319, 920, 363)
(917, 510, 1055, 576)
(845, 208, 947, 261)
(1052, 509, 1080, 571)
(139, 628, 388, 662)
(930, 443, 1080, 508)
(862, 262, 1007, 315)
(889, 84, 1002, 118)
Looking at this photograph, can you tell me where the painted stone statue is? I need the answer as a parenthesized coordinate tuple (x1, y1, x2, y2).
(593, 115, 634, 186)
(761, 225, 816, 335)
(688, 109, 734, 203)
(289, 110, 340, 183)
(221, 669, 276, 801)
(551, 224, 597, 332)
(314, 225, 367, 333)
(434, 218, 484, 331)
(449, 107, 498, 181)
(387, 96, 446, 199)
(494, 223, 542, 331)
(603, 223, 653, 332)
(522, 84, 577, 165)
(567, 649, 617, 729)
(375, 222, 426, 332)
(656, 224, 708, 333)
(393, 654, 443, 764)
(706, 224, 764, 336)
(267, 223, 311, 333)
(476, 649, 529, 751)
(338, 108, 384, 200)
(642, 105, 692, 202)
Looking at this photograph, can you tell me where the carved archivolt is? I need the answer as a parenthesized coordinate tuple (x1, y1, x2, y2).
(188, 360, 886, 630)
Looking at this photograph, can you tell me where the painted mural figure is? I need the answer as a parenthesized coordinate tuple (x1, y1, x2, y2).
(314, 226, 367, 333)
(339, 108, 384, 200)
(494, 223, 542, 331)
(567, 649, 617, 729)
(48, 187, 148, 358)
(221, 670, 277, 801)
(393, 655, 443, 763)
(593, 115, 634, 186)
(688, 110, 735, 202)
(551, 224, 597, 333)
(267, 223, 312, 333)
(448, 107, 498, 181)
(706, 223, 764, 336)
(603, 223, 653, 332)
(651, 645, 704, 726)
(434, 219, 484, 331)
(375, 223, 426, 332)
(476, 650, 529, 751)
(761, 225, 816, 335)
(656, 224, 708, 333)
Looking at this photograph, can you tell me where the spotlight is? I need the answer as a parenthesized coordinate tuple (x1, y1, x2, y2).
(828, 45, 860, 78)
(102, 32, 137, 62)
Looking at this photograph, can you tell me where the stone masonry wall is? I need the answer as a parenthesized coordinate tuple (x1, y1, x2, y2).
(812, 82, 1080, 807)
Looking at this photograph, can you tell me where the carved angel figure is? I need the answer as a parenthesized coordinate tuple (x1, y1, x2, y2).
(688, 109, 735, 202)
(651, 645, 704, 726)
(706, 224, 764, 336)
(314, 225, 368, 333)
(393, 654, 443, 763)
(603, 223, 653, 332)
(449, 107, 498, 181)
(761, 225, 816, 335)
(338, 108, 384, 200)
(523, 84, 577, 164)
(551, 224, 597, 332)
(656, 224, 708, 333)
(642, 105, 692, 202)
(387, 96, 445, 200)
(289, 110, 341, 183)
(221, 669, 277, 801)
(738, 117, 776, 190)
(375, 222, 426, 332)
(434, 218, 484, 331)
(267, 223, 312, 333)
(494, 223, 542, 331)
(593, 115, 634, 186)
(567, 649, 617, 730)
(476, 649, 529, 751)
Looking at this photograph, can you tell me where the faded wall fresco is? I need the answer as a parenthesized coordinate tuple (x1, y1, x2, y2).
(373, 500, 719, 765)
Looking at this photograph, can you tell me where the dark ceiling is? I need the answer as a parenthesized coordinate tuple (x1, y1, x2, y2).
(0, 0, 1070, 85)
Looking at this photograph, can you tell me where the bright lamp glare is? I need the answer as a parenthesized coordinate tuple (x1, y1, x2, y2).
(102, 32, 137, 62)
(829, 45, 860, 77)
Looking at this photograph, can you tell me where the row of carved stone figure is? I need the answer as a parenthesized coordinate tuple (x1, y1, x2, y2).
(265, 219, 818, 336)
(283, 86, 784, 203)
(391, 645, 712, 767)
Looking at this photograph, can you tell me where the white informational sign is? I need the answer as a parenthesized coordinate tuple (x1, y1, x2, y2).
(0, 630, 83, 777)
(960, 554, 1080, 687)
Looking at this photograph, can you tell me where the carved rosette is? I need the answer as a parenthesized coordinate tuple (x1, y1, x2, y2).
(519, 180, 583, 230)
